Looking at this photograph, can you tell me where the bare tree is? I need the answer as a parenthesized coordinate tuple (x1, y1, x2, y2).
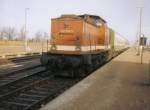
(0, 27, 49, 42)
(18, 26, 25, 40)
(34, 31, 49, 42)
(43, 32, 49, 41)
(0, 27, 17, 40)
(7, 27, 16, 40)
(0, 27, 7, 40)
(34, 31, 43, 41)
(0, 28, 4, 40)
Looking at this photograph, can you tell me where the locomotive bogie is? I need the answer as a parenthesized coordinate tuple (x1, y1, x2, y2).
(41, 50, 109, 77)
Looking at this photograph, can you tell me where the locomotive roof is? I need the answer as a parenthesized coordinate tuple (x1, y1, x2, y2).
(53, 14, 107, 23)
(53, 14, 82, 20)
(79, 14, 107, 23)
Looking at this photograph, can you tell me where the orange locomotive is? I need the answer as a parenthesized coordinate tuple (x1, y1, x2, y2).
(41, 14, 112, 77)
(50, 14, 110, 54)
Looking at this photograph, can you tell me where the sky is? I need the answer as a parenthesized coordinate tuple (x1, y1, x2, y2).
(0, 0, 150, 44)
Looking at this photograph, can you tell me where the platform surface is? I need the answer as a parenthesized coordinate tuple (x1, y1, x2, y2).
(40, 48, 150, 110)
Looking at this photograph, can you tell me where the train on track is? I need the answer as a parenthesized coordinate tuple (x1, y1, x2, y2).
(41, 14, 129, 77)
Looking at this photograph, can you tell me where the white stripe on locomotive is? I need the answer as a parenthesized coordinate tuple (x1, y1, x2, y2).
(48, 45, 111, 51)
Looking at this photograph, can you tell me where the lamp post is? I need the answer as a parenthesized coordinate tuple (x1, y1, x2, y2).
(137, 7, 143, 55)
(24, 8, 29, 52)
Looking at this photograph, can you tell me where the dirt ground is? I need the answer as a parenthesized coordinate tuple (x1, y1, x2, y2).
(0, 41, 48, 56)
(40, 48, 150, 110)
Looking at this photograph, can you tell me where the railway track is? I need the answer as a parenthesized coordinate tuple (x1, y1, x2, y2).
(0, 55, 40, 65)
(0, 66, 47, 99)
(0, 50, 127, 110)
(0, 75, 80, 110)
(0, 65, 45, 83)
(0, 63, 80, 110)
(0, 64, 42, 78)
(9, 55, 40, 64)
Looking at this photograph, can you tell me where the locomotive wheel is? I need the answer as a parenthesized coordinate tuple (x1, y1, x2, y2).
(40, 54, 49, 66)
(84, 65, 93, 74)
(73, 67, 86, 78)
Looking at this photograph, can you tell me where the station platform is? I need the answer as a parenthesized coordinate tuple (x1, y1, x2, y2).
(40, 48, 150, 110)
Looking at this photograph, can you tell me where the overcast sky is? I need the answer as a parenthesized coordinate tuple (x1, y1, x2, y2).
(0, 0, 149, 43)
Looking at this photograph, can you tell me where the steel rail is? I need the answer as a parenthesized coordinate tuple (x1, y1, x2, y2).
(0, 67, 46, 98)
(0, 76, 80, 110)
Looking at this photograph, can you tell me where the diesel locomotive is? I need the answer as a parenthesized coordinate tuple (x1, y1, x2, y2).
(41, 14, 129, 77)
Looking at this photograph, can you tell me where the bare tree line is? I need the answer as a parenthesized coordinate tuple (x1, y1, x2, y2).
(0, 26, 48, 41)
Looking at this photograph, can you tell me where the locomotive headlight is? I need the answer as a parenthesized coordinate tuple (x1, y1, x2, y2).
(50, 44, 57, 50)
(75, 45, 81, 51)
(75, 37, 81, 51)
(50, 34, 57, 51)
